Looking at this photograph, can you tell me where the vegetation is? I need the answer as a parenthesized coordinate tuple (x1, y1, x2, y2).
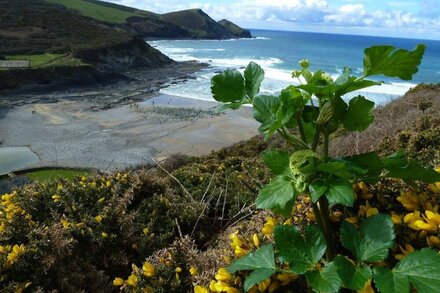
(205, 44, 440, 292)
(26, 169, 91, 182)
(45, 0, 143, 23)
(1, 46, 440, 293)
(0, 0, 132, 55)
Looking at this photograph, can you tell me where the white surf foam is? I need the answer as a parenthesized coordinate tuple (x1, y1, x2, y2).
(150, 41, 416, 104)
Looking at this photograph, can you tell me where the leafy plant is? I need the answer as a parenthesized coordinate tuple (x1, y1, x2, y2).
(211, 44, 440, 292)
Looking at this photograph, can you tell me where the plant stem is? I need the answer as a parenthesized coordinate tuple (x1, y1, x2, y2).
(311, 126, 321, 150)
(318, 196, 335, 260)
(323, 133, 329, 161)
(296, 116, 307, 143)
(320, 133, 335, 260)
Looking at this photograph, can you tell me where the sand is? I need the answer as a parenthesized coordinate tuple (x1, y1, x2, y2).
(0, 94, 259, 172)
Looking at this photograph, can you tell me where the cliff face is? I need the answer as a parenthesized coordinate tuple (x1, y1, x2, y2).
(123, 16, 192, 39)
(0, 0, 172, 70)
(218, 19, 252, 38)
(122, 8, 253, 40)
(74, 37, 172, 71)
(159, 9, 233, 39)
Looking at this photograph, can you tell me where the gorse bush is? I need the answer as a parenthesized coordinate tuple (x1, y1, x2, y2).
(206, 44, 440, 292)
(1, 46, 440, 293)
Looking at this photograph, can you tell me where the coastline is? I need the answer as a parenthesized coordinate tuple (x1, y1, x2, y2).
(0, 87, 259, 173)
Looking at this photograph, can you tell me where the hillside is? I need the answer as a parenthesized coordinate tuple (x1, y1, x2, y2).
(0, 0, 172, 90)
(218, 19, 252, 38)
(43, 0, 252, 39)
(158, 9, 242, 39)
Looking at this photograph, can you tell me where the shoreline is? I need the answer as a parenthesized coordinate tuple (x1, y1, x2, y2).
(0, 61, 207, 110)
(0, 89, 259, 173)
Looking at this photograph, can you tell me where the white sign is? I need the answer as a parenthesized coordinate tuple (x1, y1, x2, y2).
(0, 60, 31, 68)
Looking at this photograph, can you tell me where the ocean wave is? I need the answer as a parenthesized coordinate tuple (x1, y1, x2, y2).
(149, 40, 416, 104)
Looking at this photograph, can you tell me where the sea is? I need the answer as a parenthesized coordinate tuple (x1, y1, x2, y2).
(148, 29, 440, 106)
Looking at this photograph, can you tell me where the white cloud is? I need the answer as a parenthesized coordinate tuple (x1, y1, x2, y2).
(106, 0, 440, 37)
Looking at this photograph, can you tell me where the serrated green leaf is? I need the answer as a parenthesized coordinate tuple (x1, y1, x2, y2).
(274, 224, 326, 274)
(382, 154, 440, 183)
(211, 69, 245, 103)
(334, 256, 372, 290)
(341, 214, 395, 262)
(343, 96, 375, 131)
(253, 95, 282, 137)
(305, 262, 342, 293)
(228, 244, 276, 273)
(256, 176, 296, 216)
(244, 269, 276, 292)
(341, 152, 383, 182)
(363, 44, 426, 80)
(394, 248, 440, 293)
(373, 267, 409, 293)
(309, 180, 328, 202)
(216, 102, 243, 112)
(332, 96, 348, 121)
(338, 79, 382, 96)
(326, 180, 355, 207)
(317, 161, 352, 179)
(261, 150, 290, 176)
(244, 62, 265, 100)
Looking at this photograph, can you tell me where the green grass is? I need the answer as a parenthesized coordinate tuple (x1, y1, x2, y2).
(27, 169, 91, 182)
(45, 0, 142, 23)
(4, 54, 87, 69)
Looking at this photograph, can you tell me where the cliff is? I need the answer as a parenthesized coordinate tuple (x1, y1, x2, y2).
(0, 0, 172, 70)
(43, 0, 253, 40)
(218, 19, 252, 38)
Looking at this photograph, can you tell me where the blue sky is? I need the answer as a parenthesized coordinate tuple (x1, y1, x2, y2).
(107, 0, 440, 40)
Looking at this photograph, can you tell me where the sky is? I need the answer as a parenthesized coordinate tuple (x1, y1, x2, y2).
(107, 0, 440, 40)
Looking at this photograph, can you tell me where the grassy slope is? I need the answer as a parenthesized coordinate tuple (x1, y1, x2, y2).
(45, 0, 142, 23)
(4, 54, 86, 68)
(27, 169, 90, 182)
(0, 0, 132, 55)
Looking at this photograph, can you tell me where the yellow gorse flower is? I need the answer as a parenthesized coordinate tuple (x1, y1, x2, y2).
(142, 262, 155, 277)
(194, 285, 209, 293)
(94, 215, 103, 223)
(126, 274, 138, 287)
(397, 190, 421, 211)
(390, 212, 402, 225)
(189, 266, 197, 276)
(113, 277, 124, 286)
(215, 268, 232, 282)
(395, 244, 415, 260)
(258, 278, 271, 292)
(358, 201, 378, 218)
(52, 194, 61, 203)
(229, 231, 248, 257)
(60, 218, 70, 229)
(262, 217, 276, 236)
(252, 233, 260, 248)
(403, 211, 422, 230)
(6, 244, 26, 267)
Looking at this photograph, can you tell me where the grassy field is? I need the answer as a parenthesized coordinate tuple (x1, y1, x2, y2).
(46, 0, 142, 23)
(26, 169, 91, 182)
(4, 54, 86, 69)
